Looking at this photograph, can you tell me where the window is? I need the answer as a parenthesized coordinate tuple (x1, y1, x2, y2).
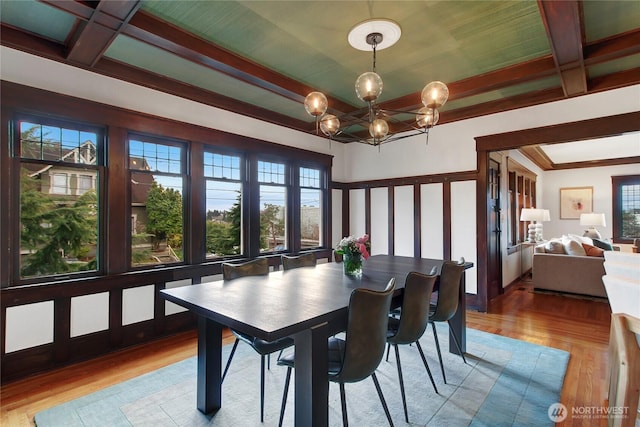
(612, 175, 640, 244)
(78, 174, 93, 195)
(258, 160, 287, 253)
(129, 136, 185, 267)
(300, 167, 322, 249)
(204, 152, 244, 258)
(51, 173, 68, 195)
(18, 118, 101, 279)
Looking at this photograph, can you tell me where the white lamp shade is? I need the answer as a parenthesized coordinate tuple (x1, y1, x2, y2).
(580, 213, 606, 227)
(520, 208, 547, 222)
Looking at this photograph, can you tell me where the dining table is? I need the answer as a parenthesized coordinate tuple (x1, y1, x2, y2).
(160, 254, 473, 427)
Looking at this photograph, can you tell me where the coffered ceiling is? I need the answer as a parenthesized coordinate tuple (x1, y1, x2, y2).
(1, 1, 639, 169)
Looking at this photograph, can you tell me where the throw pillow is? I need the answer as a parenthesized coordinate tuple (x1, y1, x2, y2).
(564, 239, 587, 256)
(545, 240, 566, 254)
(582, 243, 604, 257)
(592, 238, 614, 251)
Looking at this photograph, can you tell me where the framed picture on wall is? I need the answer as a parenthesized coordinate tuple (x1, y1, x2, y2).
(560, 187, 593, 219)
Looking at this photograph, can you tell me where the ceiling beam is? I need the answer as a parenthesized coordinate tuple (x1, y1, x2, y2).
(45, 0, 141, 67)
(584, 28, 640, 65)
(537, 0, 587, 97)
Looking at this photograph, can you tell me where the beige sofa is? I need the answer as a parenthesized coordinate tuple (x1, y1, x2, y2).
(532, 252, 607, 298)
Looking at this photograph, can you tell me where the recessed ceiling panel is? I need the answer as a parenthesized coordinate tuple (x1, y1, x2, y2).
(541, 133, 640, 164)
(0, 0, 75, 43)
(104, 35, 310, 122)
(583, 0, 640, 42)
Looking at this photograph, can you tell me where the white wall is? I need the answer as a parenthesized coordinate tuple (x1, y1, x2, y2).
(542, 164, 639, 241)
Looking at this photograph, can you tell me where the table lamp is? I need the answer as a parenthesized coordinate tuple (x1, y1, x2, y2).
(580, 213, 606, 239)
(520, 208, 548, 243)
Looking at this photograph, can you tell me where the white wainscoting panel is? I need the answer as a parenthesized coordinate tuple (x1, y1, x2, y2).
(5, 301, 54, 353)
(122, 285, 155, 326)
(165, 279, 192, 315)
(370, 187, 389, 255)
(70, 292, 109, 338)
(332, 188, 342, 247)
(349, 189, 366, 238)
(421, 183, 444, 260)
(394, 185, 414, 257)
(451, 181, 478, 294)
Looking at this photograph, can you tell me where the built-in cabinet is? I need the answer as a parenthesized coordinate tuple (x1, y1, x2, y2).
(507, 160, 537, 247)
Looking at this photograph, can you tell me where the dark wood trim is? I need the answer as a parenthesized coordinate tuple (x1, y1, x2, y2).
(364, 188, 371, 237)
(413, 184, 421, 258)
(341, 189, 349, 238)
(476, 152, 489, 313)
(332, 170, 477, 190)
(443, 182, 452, 261)
(388, 186, 395, 255)
(476, 111, 640, 151)
(537, 0, 586, 96)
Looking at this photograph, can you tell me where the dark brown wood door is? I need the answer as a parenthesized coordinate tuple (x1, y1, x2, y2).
(487, 158, 502, 300)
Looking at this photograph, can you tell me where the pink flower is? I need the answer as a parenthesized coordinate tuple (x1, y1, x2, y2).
(358, 243, 370, 259)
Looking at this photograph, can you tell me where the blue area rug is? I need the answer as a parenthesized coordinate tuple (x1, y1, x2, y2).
(34, 327, 569, 426)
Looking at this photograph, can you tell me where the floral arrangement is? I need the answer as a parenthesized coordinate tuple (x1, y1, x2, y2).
(335, 234, 370, 259)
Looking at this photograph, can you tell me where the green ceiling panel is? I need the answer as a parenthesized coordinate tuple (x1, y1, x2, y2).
(104, 35, 310, 122)
(583, 0, 640, 42)
(140, 1, 551, 105)
(0, 0, 75, 43)
(443, 75, 560, 111)
(588, 53, 640, 79)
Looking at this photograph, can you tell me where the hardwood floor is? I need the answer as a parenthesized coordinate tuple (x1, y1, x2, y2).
(1, 280, 614, 426)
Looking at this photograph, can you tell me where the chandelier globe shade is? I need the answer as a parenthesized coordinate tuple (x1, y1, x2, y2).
(304, 91, 328, 116)
(355, 71, 383, 103)
(416, 107, 439, 128)
(369, 118, 389, 140)
(320, 114, 340, 136)
(421, 81, 449, 109)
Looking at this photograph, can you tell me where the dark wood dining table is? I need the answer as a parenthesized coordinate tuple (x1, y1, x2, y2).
(160, 254, 473, 427)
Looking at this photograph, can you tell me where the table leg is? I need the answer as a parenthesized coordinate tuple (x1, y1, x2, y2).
(294, 322, 329, 427)
(449, 272, 467, 355)
(197, 317, 223, 414)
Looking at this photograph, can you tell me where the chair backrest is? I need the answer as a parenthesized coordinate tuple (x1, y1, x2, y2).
(222, 258, 269, 280)
(390, 272, 437, 344)
(281, 253, 317, 270)
(333, 278, 395, 383)
(430, 260, 465, 322)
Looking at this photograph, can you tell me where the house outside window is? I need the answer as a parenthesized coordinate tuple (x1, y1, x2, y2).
(300, 166, 323, 249)
(258, 160, 287, 253)
(204, 151, 244, 258)
(17, 118, 102, 280)
(612, 175, 640, 244)
(129, 136, 185, 267)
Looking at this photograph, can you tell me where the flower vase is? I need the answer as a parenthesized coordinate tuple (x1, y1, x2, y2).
(343, 251, 363, 276)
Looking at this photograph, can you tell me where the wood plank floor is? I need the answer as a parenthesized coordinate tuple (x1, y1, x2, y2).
(1, 280, 614, 426)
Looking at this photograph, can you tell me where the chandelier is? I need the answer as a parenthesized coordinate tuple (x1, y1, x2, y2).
(303, 19, 449, 148)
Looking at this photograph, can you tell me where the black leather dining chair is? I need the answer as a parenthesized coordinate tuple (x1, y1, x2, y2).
(277, 278, 397, 427)
(385, 271, 439, 422)
(281, 252, 317, 270)
(220, 258, 294, 422)
(429, 259, 467, 384)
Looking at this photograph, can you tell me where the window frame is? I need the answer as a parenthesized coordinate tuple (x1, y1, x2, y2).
(612, 174, 640, 244)
(14, 114, 105, 284)
(203, 148, 246, 260)
(127, 133, 188, 270)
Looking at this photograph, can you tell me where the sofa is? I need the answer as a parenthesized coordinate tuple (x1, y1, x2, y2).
(532, 235, 617, 298)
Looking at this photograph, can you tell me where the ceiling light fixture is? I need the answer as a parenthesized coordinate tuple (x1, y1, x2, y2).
(304, 19, 449, 149)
